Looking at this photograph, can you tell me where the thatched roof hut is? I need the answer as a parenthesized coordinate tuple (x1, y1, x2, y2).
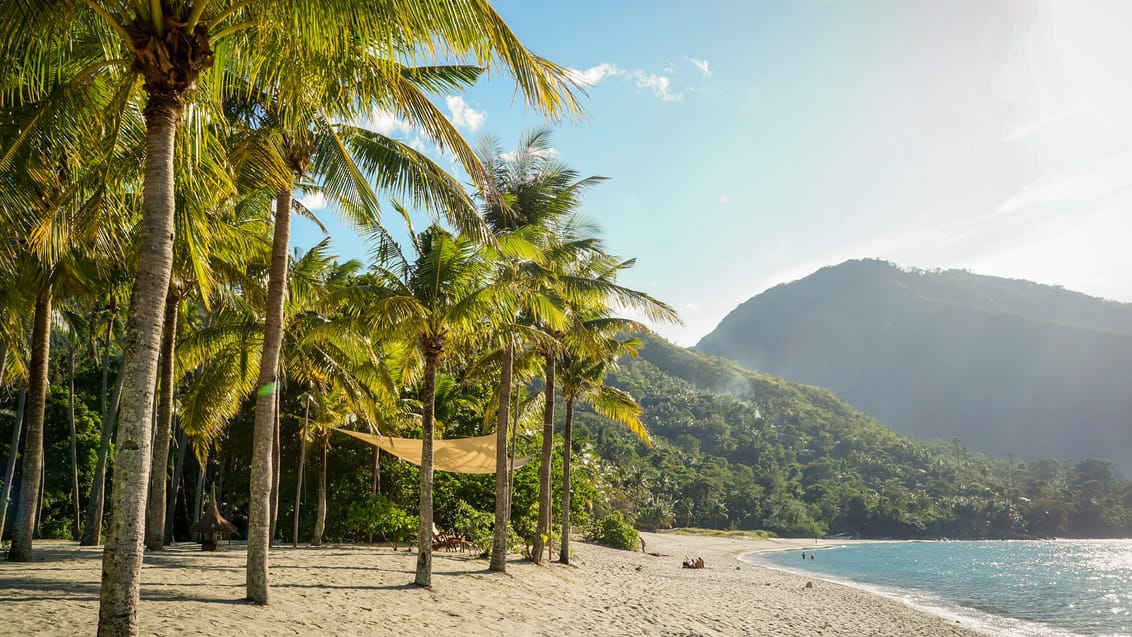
(190, 486, 237, 551)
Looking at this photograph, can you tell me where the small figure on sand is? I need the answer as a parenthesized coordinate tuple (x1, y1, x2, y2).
(682, 556, 705, 569)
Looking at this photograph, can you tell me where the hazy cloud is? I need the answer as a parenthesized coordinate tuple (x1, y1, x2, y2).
(630, 70, 680, 101)
(687, 56, 711, 76)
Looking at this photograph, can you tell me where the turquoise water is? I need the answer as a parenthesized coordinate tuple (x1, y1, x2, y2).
(747, 540, 1132, 636)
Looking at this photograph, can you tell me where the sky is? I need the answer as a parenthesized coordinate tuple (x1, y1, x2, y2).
(292, 0, 1132, 346)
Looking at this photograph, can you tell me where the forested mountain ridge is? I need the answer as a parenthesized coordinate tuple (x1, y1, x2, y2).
(579, 334, 1132, 539)
(694, 259, 1132, 474)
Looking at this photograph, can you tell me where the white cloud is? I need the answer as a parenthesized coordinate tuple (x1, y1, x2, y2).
(630, 71, 681, 102)
(568, 62, 622, 86)
(445, 96, 486, 132)
(297, 192, 326, 211)
(366, 109, 413, 137)
(687, 56, 711, 76)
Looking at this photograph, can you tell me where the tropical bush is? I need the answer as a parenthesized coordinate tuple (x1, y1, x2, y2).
(345, 494, 418, 543)
(588, 511, 639, 551)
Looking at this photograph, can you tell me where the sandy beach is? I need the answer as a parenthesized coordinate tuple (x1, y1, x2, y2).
(0, 533, 985, 636)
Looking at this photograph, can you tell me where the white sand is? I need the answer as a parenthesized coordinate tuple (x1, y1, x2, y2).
(0, 533, 986, 636)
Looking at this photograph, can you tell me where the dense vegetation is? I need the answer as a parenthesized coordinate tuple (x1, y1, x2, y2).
(696, 259, 1132, 474)
(581, 335, 1132, 539)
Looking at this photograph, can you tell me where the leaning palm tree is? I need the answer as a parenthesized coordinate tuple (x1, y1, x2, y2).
(366, 222, 496, 587)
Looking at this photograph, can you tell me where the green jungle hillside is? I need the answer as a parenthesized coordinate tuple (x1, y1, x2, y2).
(580, 334, 1132, 539)
(695, 259, 1132, 474)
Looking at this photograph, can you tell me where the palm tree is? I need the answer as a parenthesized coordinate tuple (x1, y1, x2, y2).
(475, 130, 604, 567)
(0, 59, 131, 559)
(367, 223, 496, 587)
(556, 316, 650, 564)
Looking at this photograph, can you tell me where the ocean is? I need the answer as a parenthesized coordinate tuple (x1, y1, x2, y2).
(745, 540, 1132, 636)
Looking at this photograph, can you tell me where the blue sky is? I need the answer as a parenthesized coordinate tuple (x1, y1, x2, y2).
(294, 1, 1132, 346)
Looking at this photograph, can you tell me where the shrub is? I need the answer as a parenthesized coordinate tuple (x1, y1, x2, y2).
(587, 511, 640, 551)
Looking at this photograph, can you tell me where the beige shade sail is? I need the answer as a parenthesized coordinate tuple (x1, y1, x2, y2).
(333, 429, 531, 475)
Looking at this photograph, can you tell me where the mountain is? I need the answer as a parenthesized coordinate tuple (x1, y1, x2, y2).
(695, 259, 1132, 474)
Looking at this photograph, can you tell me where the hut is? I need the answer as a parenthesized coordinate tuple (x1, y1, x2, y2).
(190, 486, 238, 551)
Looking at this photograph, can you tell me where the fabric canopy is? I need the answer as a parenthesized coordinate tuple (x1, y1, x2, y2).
(333, 429, 530, 475)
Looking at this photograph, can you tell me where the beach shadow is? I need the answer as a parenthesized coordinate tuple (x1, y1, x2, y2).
(0, 576, 101, 601)
(275, 581, 419, 592)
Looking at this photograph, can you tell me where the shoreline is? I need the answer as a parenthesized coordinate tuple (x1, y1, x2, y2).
(0, 534, 986, 636)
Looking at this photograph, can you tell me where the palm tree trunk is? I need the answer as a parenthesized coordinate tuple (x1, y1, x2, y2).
(292, 395, 308, 548)
(247, 187, 292, 604)
(531, 349, 555, 565)
(164, 429, 187, 544)
(368, 446, 379, 543)
(9, 291, 51, 562)
(490, 343, 513, 571)
(193, 449, 206, 539)
(415, 345, 442, 587)
(0, 339, 7, 388)
(69, 345, 82, 540)
(311, 435, 327, 546)
(98, 93, 182, 637)
(507, 383, 519, 513)
(145, 287, 179, 551)
(270, 385, 281, 543)
(0, 388, 26, 541)
(83, 315, 122, 546)
(559, 396, 575, 564)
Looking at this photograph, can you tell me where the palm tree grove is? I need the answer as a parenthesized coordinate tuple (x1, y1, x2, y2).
(0, 1, 680, 635)
(5, 2, 1132, 637)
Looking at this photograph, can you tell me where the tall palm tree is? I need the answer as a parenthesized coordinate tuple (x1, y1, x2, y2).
(474, 130, 601, 567)
(367, 223, 496, 587)
(556, 316, 650, 564)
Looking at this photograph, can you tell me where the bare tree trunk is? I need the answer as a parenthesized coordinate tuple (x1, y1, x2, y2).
(559, 396, 575, 564)
(311, 435, 327, 546)
(164, 429, 187, 544)
(83, 318, 122, 546)
(68, 345, 82, 540)
(145, 287, 179, 551)
(292, 396, 308, 548)
(490, 344, 513, 571)
(414, 345, 442, 587)
(270, 385, 281, 544)
(0, 389, 26, 540)
(9, 291, 51, 561)
(531, 349, 555, 565)
(98, 93, 182, 637)
(246, 187, 291, 604)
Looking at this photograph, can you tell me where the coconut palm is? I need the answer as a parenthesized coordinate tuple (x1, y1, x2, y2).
(0, 63, 135, 560)
(366, 222, 497, 586)
(556, 315, 649, 564)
